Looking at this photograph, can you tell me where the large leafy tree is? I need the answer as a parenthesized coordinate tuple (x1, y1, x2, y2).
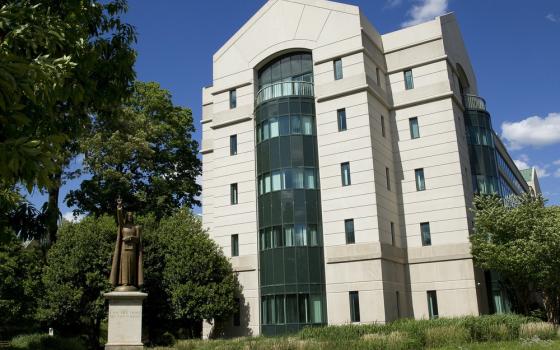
(38, 216, 115, 349)
(470, 193, 560, 324)
(143, 209, 240, 340)
(0, 0, 137, 242)
(66, 81, 202, 219)
(0, 230, 43, 337)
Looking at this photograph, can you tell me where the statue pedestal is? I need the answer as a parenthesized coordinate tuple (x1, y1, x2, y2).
(104, 291, 147, 350)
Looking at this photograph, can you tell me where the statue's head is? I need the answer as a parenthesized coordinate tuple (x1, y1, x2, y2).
(126, 211, 134, 224)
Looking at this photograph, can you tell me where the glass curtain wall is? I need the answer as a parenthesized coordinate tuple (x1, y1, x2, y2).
(463, 96, 499, 195)
(255, 52, 327, 335)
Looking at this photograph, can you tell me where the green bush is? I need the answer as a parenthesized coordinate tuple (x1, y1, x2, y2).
(519, 322, 557, 340)
(424, 325, 471, 348)
(10, 333, 86, 350)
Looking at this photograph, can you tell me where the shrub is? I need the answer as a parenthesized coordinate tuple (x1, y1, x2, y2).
(424, 325, 471, 348)
(10, 334, 86, 350)
(519, 322, 557, 340)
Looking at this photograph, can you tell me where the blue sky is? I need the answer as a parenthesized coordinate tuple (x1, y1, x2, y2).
(27, 0, 560, 219)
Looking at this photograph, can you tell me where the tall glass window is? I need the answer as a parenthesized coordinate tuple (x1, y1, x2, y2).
(334, 59, 343, 80)
(341, 162, 351, 186)
(409, 117, 420, 139)
(427, 290, 439, 319)
(381, 115, 386, 137)
(337, 109, 347, 131)
(349, 291, 360, 322)
(231, 234, 239, 257)
(230, 135, 237, 156)
(376, 67, 381, 87)
(385, 167, 391, 191)
(390, 221, 395, 246)
(404, 69, 414, 90)
(396, 291, 400, 318)
(415, 168, 426, 191)
(230, 89, 237, 109)
(230, 183, 238, 205)
(345, 219, 355, 244)
(421, 222, 431, 246)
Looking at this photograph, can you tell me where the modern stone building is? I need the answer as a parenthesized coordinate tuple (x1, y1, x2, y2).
(200, 0, 539, 337)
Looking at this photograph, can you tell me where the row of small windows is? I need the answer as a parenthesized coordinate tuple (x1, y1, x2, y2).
(344, 219, 430, 246)
(337, 108, 387, 137)
(333, 58, 383, 88)
(348, 290, 438, 323)
(257, 167, 318, 195)
(340, 162, 425, 192)
(234, 216, 429, 252)
(261, 293, 323, 325)
(256, 115, 315, 143)
(259, 224, 319, 250)
(230, 114, 421, 158)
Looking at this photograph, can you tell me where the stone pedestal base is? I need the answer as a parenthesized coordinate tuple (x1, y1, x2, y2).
(104, 291, 147, 350)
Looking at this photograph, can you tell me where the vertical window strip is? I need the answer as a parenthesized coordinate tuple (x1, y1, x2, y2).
(415, 168, 426, 191)
(231, 234, 239, 257)
(230, 134, 237, 155)
(385, 167, 391, 191)
(230, 89, 237, 109)
(404, 70, 414, 90)
(409, 117, 420, 139)
(337, 108, 347, 131)
(334, 59, 343, 80)
(421, 222, 431, 246)
(349, 291, 360, 322)
(341, 162, 351, 186)
(230, 183, 238, 205)
(427, 290, 439, 319)
(345, 219, 355, 244)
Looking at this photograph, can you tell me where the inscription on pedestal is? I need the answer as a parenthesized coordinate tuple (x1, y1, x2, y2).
(104, 292, 147, 350)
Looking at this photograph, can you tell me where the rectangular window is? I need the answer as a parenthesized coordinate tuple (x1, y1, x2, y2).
(334, 59, 343, 80)
(396, 291, 400, 318)
(404, 70, 414, 90)
(345, 219, 355, 244)
(230, 183, 238, 205)
(349, 291, 360, 322)
(230, 135, 237, 156)
(409, 117, 420, 139)
(229, 89, 237, 109)
(381, 115, 386, 137)
(390, 221, 395, 246)
(385, 167, 391, 191)
(427, 290, 439, 319)
(341, 162, 351, 186)
(233, 298, 241, 326)
(415, 168, 426, 191)
(337, 109, 347, 131)
(231, 234, 239, 257)
(421, 222, 431, 246)
(376, 67, 381, 87)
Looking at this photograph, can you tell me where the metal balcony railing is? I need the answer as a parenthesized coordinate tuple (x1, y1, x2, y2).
(256, 81, 314, 105)
(463, 94, 487, 111)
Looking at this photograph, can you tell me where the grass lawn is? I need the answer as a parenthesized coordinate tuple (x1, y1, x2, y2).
(154, 338, 560, 350)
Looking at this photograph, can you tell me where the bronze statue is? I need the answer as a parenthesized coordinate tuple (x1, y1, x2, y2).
(109, 198, 143, 291)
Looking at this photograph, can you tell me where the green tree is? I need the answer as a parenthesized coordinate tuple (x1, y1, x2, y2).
(470, 193, 560, 324)
(0, 0, 137, 242)
(143, 210, 240, 340)
(38, 216, 115, 348)
(0, 229, 43, 337)
(66, 81, 201, 219)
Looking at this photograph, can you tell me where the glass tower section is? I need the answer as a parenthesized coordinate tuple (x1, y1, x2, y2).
(255, 52, 327, 335)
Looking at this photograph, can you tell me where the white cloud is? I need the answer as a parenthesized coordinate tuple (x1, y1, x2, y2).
(501, 112, 560, 149)
(401, 0, 449, 27)
(555, 168, 560, 178)
(546, 13, 559, 22)
(386, 0, 403, 8)
(62, 212, 84, 223)
(513, 158, 550, 178)
(554, 160, 560, 166)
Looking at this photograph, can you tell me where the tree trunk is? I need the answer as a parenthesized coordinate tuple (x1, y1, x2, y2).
(45, 170, 62, 244)
(543, 290, 560, 324)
